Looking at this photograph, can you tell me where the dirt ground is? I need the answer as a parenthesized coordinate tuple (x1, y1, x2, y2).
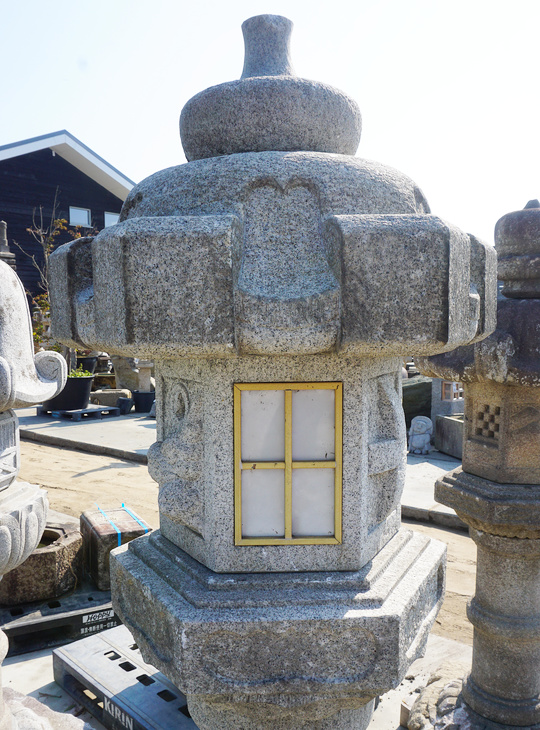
(18, 440, 476, 646)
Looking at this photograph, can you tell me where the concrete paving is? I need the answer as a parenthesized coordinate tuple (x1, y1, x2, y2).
(404, 452, 465, 530)
(17, 407, 154, 464)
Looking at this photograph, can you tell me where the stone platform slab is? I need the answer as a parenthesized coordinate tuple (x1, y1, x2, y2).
(4, 629, 472, 730)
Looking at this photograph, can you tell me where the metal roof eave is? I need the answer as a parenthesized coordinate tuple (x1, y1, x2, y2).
(0, 131, 135, 201)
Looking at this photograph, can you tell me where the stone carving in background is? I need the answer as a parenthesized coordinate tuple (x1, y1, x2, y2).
(0, 261, 90, 728)
(408, 416, 433, 455)
(413, 200, 540, 729)
(0, 223, 16, 272)
(49, 14, 497, 730)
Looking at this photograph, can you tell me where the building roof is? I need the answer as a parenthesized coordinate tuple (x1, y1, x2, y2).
(0, 131, 135, 200)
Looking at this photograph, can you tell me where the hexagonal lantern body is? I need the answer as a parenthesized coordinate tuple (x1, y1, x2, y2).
(49, 15, 496, 730)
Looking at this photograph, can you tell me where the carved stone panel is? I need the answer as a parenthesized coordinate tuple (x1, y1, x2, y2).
(366, 372, 406, 529)
(463, 381, 540, 484)
(235, 181, 340, 354)
(148, 377, 204, 536)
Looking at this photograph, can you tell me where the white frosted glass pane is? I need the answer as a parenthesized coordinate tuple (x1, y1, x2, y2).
(241, 390, 285, 461)
(242, 469, 284, 537)
(292, 389, 335, 460)
(292, 469, 335, 537)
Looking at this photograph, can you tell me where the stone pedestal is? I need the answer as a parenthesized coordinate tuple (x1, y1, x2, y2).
(435, 470, 540, 727)
(49, 14, 496, 730)
(464, 530, 540, 725)
(113, 526, 445, 730)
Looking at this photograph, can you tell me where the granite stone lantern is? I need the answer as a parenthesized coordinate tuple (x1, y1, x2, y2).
(49, 15, 497, 730)
(415, 200, 540, 728)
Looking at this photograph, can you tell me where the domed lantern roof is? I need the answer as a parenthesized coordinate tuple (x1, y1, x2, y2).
(50, 16, 495, 359)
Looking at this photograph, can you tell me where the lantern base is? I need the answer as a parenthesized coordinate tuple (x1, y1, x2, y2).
(111, 527, 446, 729)
(187, 694, 375, 730)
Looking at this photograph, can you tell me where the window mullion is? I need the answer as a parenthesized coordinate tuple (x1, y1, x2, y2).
(284, 389, 292, 539)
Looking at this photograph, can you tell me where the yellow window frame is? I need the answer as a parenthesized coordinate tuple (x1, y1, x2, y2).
(234, 381, 343, 546)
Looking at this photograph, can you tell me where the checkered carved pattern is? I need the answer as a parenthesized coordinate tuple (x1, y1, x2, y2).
(474, 404, 500, 440)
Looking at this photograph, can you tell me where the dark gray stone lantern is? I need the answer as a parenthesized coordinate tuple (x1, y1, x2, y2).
(415, 200, 540, 729)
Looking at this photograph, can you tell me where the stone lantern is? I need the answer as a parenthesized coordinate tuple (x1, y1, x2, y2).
(49, 15, 497, 730)
(415, 200, 540, 728)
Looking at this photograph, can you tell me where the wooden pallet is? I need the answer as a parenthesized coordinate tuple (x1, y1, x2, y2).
(37, 405, 121, 421)
(0, 578, 121, 656)
(54, 625, 197, 730)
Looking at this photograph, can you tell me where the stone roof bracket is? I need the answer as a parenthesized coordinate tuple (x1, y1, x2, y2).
(233, 182, 342, 355)
(325, 214, 497, 355)
(49, 235, 96, 350)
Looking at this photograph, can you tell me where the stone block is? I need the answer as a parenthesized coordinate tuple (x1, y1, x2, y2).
(434, 415, 463, 459)
(89, 389, 131, 408)
(328, 214, 491, 355)
(111, 528, 446, 720)
(0, 511, 82, 605)
(48, 236, 96, 350)
(80, 508, 151, 590)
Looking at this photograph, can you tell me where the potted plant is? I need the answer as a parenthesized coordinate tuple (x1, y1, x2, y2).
(76, 349, 98, 374)
(42, 367, 94, 412)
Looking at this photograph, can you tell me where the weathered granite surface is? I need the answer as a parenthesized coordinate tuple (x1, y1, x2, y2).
(112, 528, 445, 728)
(0, 261, 66, 412)
(149, 354, 405, 573)
(50, 159, 496, 359)
(0, 511, 82, 605)
(50, 13, 497, 730)
(180, 15, 362, 161)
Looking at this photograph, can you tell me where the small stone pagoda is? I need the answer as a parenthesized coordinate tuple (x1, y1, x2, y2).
(415, 200, 540, 728)
(49, 15, 496, 730)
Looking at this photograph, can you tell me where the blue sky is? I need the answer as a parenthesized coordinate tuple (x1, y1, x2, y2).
(2, 0, 539, 244)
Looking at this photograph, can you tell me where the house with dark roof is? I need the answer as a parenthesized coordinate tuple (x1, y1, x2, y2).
(0, 131, 134, 296)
